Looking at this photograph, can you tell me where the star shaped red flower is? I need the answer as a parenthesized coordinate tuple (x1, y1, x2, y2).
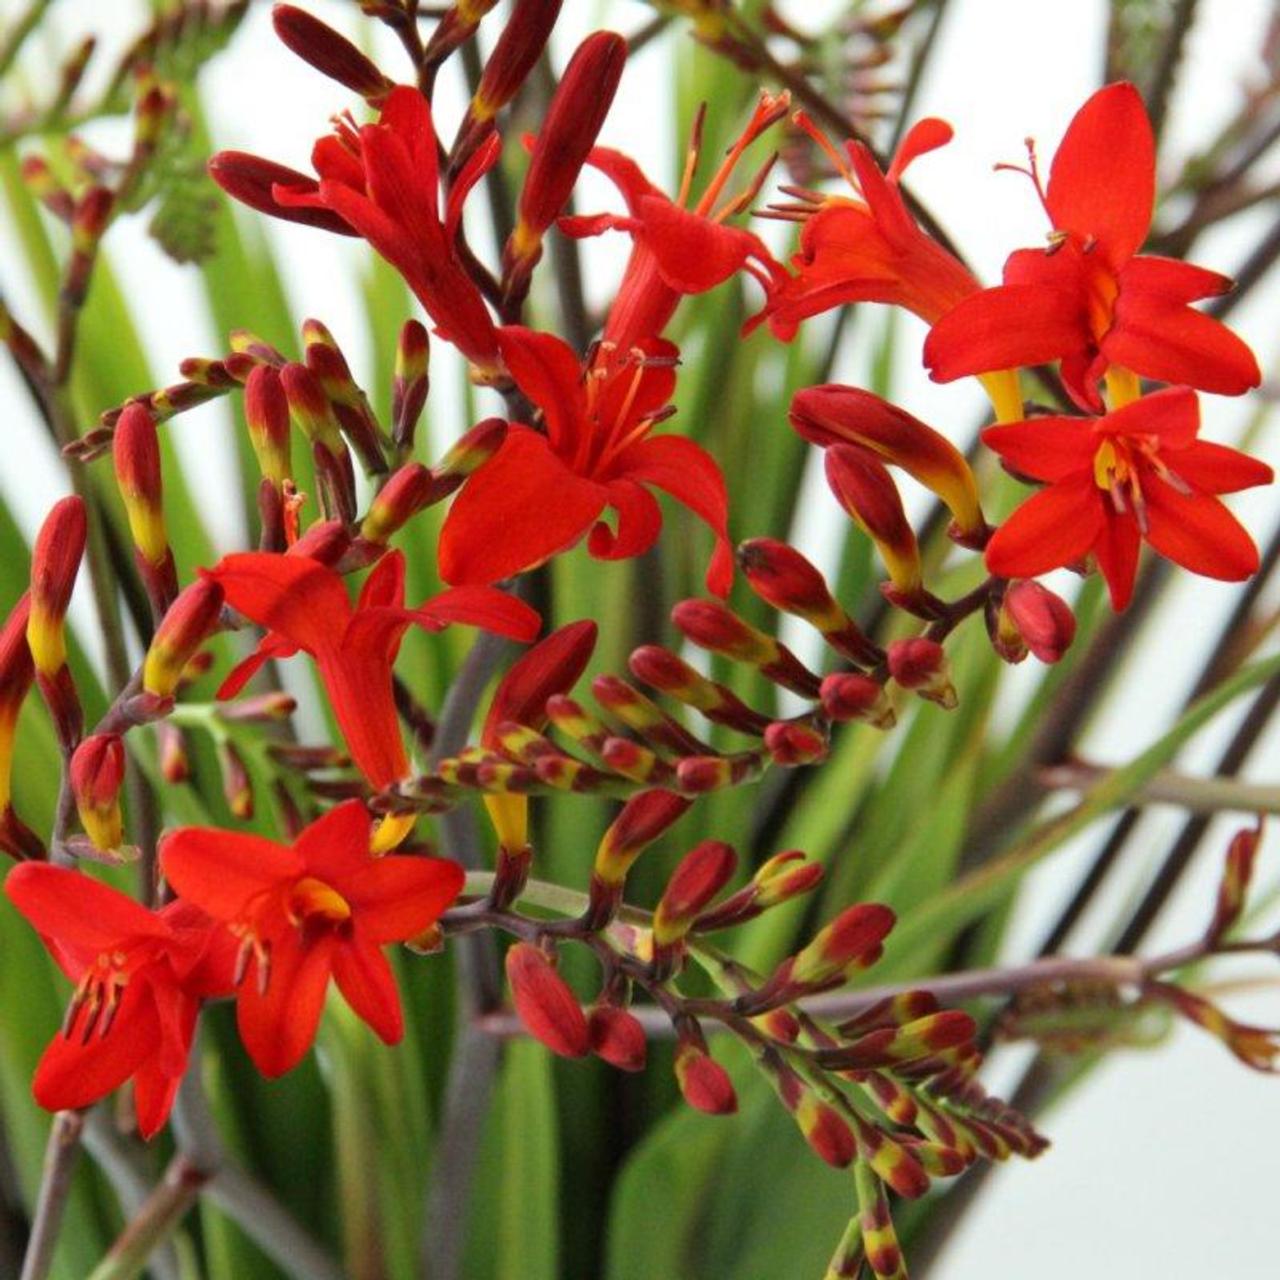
(924, 83, 1260, 411)
(207, 548, 540, 789)
(159, 800, 464, 1078)
(982, 386, 1272, 608)
(438, 327, 733, 596)
(5, 863, 235, 1136)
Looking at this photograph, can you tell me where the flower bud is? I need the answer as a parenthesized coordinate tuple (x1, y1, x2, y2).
(506, 942, 589, 1058)
(302, 319, 386, 475)
(671, 598, 820, 697)
(143, 579, 224, 698)
(157, 720, 189, 784)
(27, 496, 86, 679)
(674, 1041, 737, 1114)
(738, 538, 880, 666)
(360, 463, 438, 545)
(1206, 822, 1262, 944)
(70, 733, 125, 851)
(208, 150, 353, 235)
(791, 384, 986, 543)
(763, 720, 828, 765)
(280, 361, 356, 521)
(392, 320, 429, 451)
(0, 594, 41, 859)
(272, 5, 394, 103)
(587, 1004, 647, 1072)
(653, 840, 737, 948)
(243, 364, 293, 488)
(114, 404, 178, 615)
(788, 903, 896, 990)
(219, 739, 254, 820)
(886, 637, 956, 709)
(1001, 580, 1076, 664)
(765, 1059, 856, 1168)
(504, 31, 627, 296)
(434, 417, 509, 484)
(592, 789, 691, 890)
(819, 672, 895, 728)
(629, 645, 769, 735)
(824, 445, 922, 598)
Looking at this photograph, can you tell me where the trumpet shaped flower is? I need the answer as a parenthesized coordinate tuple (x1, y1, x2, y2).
(208, 549, 540, 789)
(924, 83, 1260, 411)
(160, 800, 464, 1077)
(5, 863, 235, 1136)
(439, 327, 733, 596)
(210, 87, 501, 374)
(982, 386, 1272, 609)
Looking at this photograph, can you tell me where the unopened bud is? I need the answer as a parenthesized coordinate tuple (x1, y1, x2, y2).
(302, 319, 386, 475)
(459, 0, 564, 142)
(435, 416, 508, 484)
(592, 789, 691, 890)
(886, 637, 956, 709)
(819, 673, 895, 728)
(787, 903, 895, 990)
(144, 579, 224, 698)
(691, 848, 823, 932)
(27, 496, 86, 679)
(506, 942, 589, 1057)
(653, 840, 737, 948)
(273, 4, 394, 103)
(1207, 822, 1262, 943)
(738, 538, 879, 666)
(0, 595, 41, 859)
(219, 739, 254, 820)
(588, 1004, 647, 1072)
(629, 645, 769, 735)
(824, 444, 922, 598)
(208, 150, 353, 235)
(763, 720, 828, 765)
(157, 720, 189, 783)
(674, 1040, 737, 1114)
(1001, 580, 1076, 664)
(280, 361, 356, 520)
(671, 598, 820, 697)
(70, 733, 125, 851)
(504, 31, 626, 296)
(114, 405, 177, 614)
(361, 463, 438, 545)
(243, 364, 293, 488)
(392, 320, 429, 451)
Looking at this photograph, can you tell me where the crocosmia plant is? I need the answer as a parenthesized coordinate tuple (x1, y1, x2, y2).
(2, 3, 1279, 1278)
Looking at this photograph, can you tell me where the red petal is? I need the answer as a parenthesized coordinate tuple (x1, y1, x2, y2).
(984, 475, 1104, 579)
(981, 418, 1095, 483)
(133, 1054, 184, 1140)
(1172, 441, 1274, 495)
(588, 480, 662, 562)
(378, 87, 439, 193)
(1099, 385, 1200, 447)
(315, 650, 409, 789)
(208, 151, 355, 235)
(610, 435, 733, 597)
(437, 428, 607, 586)
(207, 553, 351, 657)
(496, 327, 588, 455)
(1093, 509, 1142, 609)
(33, 981, 159, 1112)
(6, 863, 169, 951)
(887, 118, 953, 181)
(332, 937, 403, 1043)
(356, 549, 406, 611)
(1144, 484, 1261, 582)
(1120, 255, 1232, 303)
(160, 827, 302, 922)
(216, 631, 298, 700)
(294, 799, 373, 885)
(1046, 82, 1154, 265)
(634, 194, 774, 295)
(237, 933, 336, 1077)
(345, 855, 465, 942)
(1103, 298, 1261, 396)
(413, 586, 541, 642)
(924, 284, 1088, 383)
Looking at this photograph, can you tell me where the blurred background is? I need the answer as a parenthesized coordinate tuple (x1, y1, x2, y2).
(1, 1, 1278, 1277)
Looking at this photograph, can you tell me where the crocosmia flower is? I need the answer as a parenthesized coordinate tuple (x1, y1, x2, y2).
(207, 548, 540, 789)
(438, 326, 733, 596)
(5, 863, 235, 1136)
(160, 800, 464, 1077)
(982, 386, 1272, 609)
(211, 87, 501, 374)
(924, 83, 1261, 411)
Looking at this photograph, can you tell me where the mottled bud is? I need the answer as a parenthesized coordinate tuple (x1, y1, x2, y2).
(886, 637, 956, 709)
(114, 404, 177, 614)
(824, 444, 922, 598)
(819, 673, 895, 728)
(360, 463, 439, 545)
(763, 720, 828, 765)
(27, 496, 86, 678)
(70, 733, 125, 851)
(592, 789, 691, 890)
(392, 319, 429, 451)
(671, 598, 820, 697)
(243, 364, 293, 488)
(0, 594, 41, 859)
(653, 840, 737, 948)
(144, 579, 224, 698)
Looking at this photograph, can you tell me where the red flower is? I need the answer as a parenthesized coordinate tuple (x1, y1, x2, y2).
(211, 88, 501, 374)
(559, 91, 790, 354)
(159, 800, 464, 1077)
(207, 549, 540, 789)
(438, 326, 734, 596)
(924, 83, 1261, 411)
(762, 116, 980, 336)
(982, 386, 1272, 609)
(5, 863, 235, 1136)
